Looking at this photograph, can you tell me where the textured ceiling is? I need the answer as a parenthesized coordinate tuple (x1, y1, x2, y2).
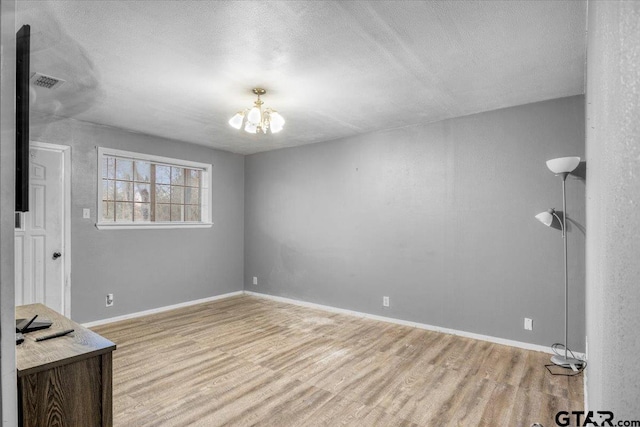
(17, 1, 587, 155)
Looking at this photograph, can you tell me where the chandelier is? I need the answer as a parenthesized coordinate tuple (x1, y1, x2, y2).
(228, 88, 285, 134)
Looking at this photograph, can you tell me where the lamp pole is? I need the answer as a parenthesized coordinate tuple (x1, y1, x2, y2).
(561, 174, 568, 363)
(549, 172, 582, 367)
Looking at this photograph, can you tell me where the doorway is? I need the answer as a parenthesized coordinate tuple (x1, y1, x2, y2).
(14, 141, 71, 316)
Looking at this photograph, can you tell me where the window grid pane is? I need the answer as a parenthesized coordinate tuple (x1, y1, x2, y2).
(115, 181, 133, 201)
(185, 169, 200, 187)
(102, 202, 115, 222)
(156, 203, 170, 222)
(134, 161, 151, 183)
(116, 202, 133, 221)
(115, 159, 133, 181)
(133, 202, 151, 222)
(170, 205, 184, 222)
(170, 186, 184, 204)
(102, 179, 115, 201)
(156, 165, 171, 184)
(171, 167, 184, 185)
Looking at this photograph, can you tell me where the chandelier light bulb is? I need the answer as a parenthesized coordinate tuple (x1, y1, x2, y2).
(247, 106, 261, 125)
(228, 112, 244, 130)
(269, 112, 285, 133)
(244, 121, 257, 134)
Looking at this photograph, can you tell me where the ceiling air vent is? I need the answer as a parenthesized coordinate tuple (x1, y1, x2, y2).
(30, 73, 65, 90)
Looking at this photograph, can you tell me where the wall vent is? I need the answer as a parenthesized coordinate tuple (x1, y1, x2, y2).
(30, 73, 65, 90)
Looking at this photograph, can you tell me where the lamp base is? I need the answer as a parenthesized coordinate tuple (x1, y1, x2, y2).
(550, 355, 584, 368)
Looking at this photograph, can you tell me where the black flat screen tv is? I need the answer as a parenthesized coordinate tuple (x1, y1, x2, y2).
(15, 24, 30, 212)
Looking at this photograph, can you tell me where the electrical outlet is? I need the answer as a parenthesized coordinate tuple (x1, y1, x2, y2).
(83, 208, 91, 219)
(106, 293, 114, 307)
(524, 317, 533, 331)
(253, 276, 258, 285)
(383, 296, 390, 307)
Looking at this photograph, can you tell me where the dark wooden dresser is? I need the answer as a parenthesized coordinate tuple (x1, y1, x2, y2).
(16, 304, 116, 427)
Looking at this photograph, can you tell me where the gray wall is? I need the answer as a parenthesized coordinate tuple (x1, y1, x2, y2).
(0, 0, 18, 424)
(30, 114, 245, 323)
(585, 0, 640, 415)
(245, 95, 586, 350)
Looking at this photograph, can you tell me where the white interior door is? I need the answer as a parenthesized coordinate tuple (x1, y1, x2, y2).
(15, 143, 69, 315)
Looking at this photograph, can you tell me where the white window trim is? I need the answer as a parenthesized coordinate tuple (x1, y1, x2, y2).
(96, 147, 213, 230)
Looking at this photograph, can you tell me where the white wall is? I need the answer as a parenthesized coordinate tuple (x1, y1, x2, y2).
(30, 113, 245, 323)
(246, 96, 586, 350)
(0, 0, 18, 425)
(585, 0, 640, 416)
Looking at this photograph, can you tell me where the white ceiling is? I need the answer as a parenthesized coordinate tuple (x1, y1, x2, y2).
(17, 1, 587, 155)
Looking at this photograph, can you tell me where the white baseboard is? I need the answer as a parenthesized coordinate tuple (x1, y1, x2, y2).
(244, 291, 586, 358)
(82, 289, 586, 360)
(82, 291, 244, 328)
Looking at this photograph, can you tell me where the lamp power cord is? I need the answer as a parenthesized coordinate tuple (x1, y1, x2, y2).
(545, 343, 587, 376)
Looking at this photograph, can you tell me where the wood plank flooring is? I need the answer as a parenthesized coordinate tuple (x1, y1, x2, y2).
(91, 295, 583, 427)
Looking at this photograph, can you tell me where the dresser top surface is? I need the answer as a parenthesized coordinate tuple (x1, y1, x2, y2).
(16, 303, 116, 376)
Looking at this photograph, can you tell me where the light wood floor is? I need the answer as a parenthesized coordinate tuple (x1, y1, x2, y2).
(91, 295, 583, 427)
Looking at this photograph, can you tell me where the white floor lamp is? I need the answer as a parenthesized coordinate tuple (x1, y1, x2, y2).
(535, 156, 584, 368)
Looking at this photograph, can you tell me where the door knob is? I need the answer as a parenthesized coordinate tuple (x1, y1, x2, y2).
(52, 252, 62, 260)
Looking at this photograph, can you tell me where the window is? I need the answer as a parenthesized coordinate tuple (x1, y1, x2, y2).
(97, 148, 212, 229)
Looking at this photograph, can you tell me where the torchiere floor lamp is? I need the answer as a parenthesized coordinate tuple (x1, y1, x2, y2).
(535, 156, 584, 368)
